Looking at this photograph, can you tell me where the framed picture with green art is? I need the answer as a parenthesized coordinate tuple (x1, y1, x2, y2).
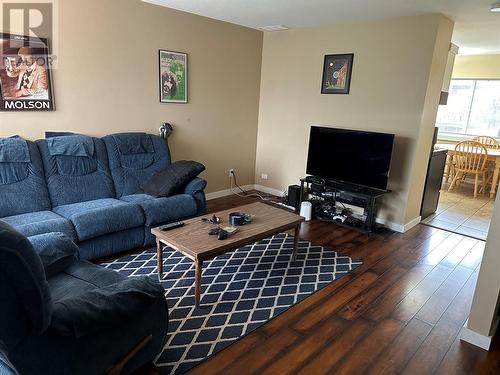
(159, 50, 187, 103)
(321, 53, 354, 94)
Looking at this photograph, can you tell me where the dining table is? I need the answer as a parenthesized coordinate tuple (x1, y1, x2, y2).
(436, 143, 500, 198)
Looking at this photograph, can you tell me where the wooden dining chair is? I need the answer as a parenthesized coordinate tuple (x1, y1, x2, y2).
(448, 140, 490, 198)
(443, 153, 455, 183)
(472, 135, 499, 180)
(472, 135, 499, 149)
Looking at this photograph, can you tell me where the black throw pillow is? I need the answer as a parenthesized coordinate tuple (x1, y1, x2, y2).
(142, 160, 205, 197)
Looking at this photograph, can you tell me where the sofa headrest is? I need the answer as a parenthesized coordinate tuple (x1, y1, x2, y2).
(112, 133, 155, 155)
(45, 131, 77, 138)
(0, 137, 30, 163)
(47, 135, 95, 157)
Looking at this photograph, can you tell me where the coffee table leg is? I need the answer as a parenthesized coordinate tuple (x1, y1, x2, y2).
(292, 224, 301, 261)
(156, 239, 163, 280)
(195, 258, 202, 308)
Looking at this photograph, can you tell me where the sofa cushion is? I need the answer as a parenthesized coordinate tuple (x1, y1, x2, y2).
(29, 232, 79, 278)
(36, 136, 116, 207)
(2, 211, 75, 239)
(120, 194, 197, 226)
(102, 133, 171, 197)
(0, 139, 52, 217)
(52, 198, 145, 241)
(77, 227, 145, 261)
(141, 160, 205, 197)
(51, 276, 165, 338)
(48, 260, 126, 302)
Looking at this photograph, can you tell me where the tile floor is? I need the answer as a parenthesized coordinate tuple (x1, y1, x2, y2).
(421, 180, 494, 240)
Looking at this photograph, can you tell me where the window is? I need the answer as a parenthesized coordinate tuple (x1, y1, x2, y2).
(436, 79, 500, 137)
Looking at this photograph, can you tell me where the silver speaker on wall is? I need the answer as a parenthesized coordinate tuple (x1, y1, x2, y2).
(159, 123, 173, 139)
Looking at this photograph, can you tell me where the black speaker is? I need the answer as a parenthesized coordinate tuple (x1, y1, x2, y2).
(287, 185, 302, 211)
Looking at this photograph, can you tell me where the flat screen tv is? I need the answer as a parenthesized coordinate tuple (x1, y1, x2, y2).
(306, 126, 395, 191)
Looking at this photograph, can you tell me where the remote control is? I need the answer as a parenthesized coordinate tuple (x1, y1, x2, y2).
(160, 221, 184, 231)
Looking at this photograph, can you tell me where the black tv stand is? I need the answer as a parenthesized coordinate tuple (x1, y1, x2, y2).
(300, 176, 390, 234)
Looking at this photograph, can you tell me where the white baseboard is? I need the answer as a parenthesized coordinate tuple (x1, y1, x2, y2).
(403, 216, 422, 232)
(375, 216, 421, 233)
(205, 185, 255, 200)
(460, 318, 498, 351)
(254, 184, 285, 197)
(206, 184, 284, 200)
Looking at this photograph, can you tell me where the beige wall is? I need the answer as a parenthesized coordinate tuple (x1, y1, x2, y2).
(255, 14, 453, 228)
(404, 17, 454, 223)
(453, 54, 500, 79)
(0, 0, 263, 193)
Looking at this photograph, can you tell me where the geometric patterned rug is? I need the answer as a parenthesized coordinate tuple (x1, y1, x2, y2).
(101, 233, 361, 374)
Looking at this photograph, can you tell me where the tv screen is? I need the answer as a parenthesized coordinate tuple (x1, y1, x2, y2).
(306, 126, 395, 191)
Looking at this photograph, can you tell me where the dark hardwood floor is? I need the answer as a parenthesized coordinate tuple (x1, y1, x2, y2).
(138, 191, 500, 375)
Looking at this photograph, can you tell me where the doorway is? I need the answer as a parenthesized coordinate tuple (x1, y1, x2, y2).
(420, 78, 500, 240)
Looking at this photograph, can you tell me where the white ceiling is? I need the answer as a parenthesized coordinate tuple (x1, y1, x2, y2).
(143, 0, 500, 55)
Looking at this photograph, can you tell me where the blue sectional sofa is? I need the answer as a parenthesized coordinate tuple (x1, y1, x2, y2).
(0, 133, 207, 260)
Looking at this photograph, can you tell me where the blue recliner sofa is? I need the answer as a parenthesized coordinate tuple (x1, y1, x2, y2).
(0, 137, 75, 240)
(0, 133, 207, 260)
(102, 133, 206, 245)
(0, 221, 169, 375)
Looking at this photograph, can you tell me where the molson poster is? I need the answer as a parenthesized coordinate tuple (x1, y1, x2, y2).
(0, 33, 54, 111)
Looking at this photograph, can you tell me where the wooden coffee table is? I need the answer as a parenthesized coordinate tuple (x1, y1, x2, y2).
(151, 202, 304, 307)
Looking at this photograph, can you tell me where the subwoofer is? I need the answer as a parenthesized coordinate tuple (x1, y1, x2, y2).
(287, 185, 302, 211)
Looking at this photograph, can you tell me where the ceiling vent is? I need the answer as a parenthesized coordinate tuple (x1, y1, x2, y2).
(258, 25, 289, 32)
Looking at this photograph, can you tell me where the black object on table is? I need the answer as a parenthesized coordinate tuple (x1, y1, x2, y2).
(299, 176, 390, 234)
(159, 221, 184, 231)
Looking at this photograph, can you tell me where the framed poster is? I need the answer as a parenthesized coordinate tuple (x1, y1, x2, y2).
(0, 33, 55, 111)
(321, 53, 354, 95)
(159, 50, 187, 103)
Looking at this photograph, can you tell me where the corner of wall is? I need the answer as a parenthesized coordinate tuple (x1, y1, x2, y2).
(403, 14, 454, 223)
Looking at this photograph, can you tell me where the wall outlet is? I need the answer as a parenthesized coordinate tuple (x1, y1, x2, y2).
(260, 173, 269, 180)
(229, 169, 234, 177)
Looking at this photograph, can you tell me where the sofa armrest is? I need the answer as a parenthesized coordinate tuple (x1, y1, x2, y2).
(28, 232, 79, 278)
(183, 177, 207, 215)
(183, 177, 207, 195)
(50, 276, 166, 338)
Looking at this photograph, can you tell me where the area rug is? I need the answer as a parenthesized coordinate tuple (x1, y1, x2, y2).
(101, 233, 361, 374)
